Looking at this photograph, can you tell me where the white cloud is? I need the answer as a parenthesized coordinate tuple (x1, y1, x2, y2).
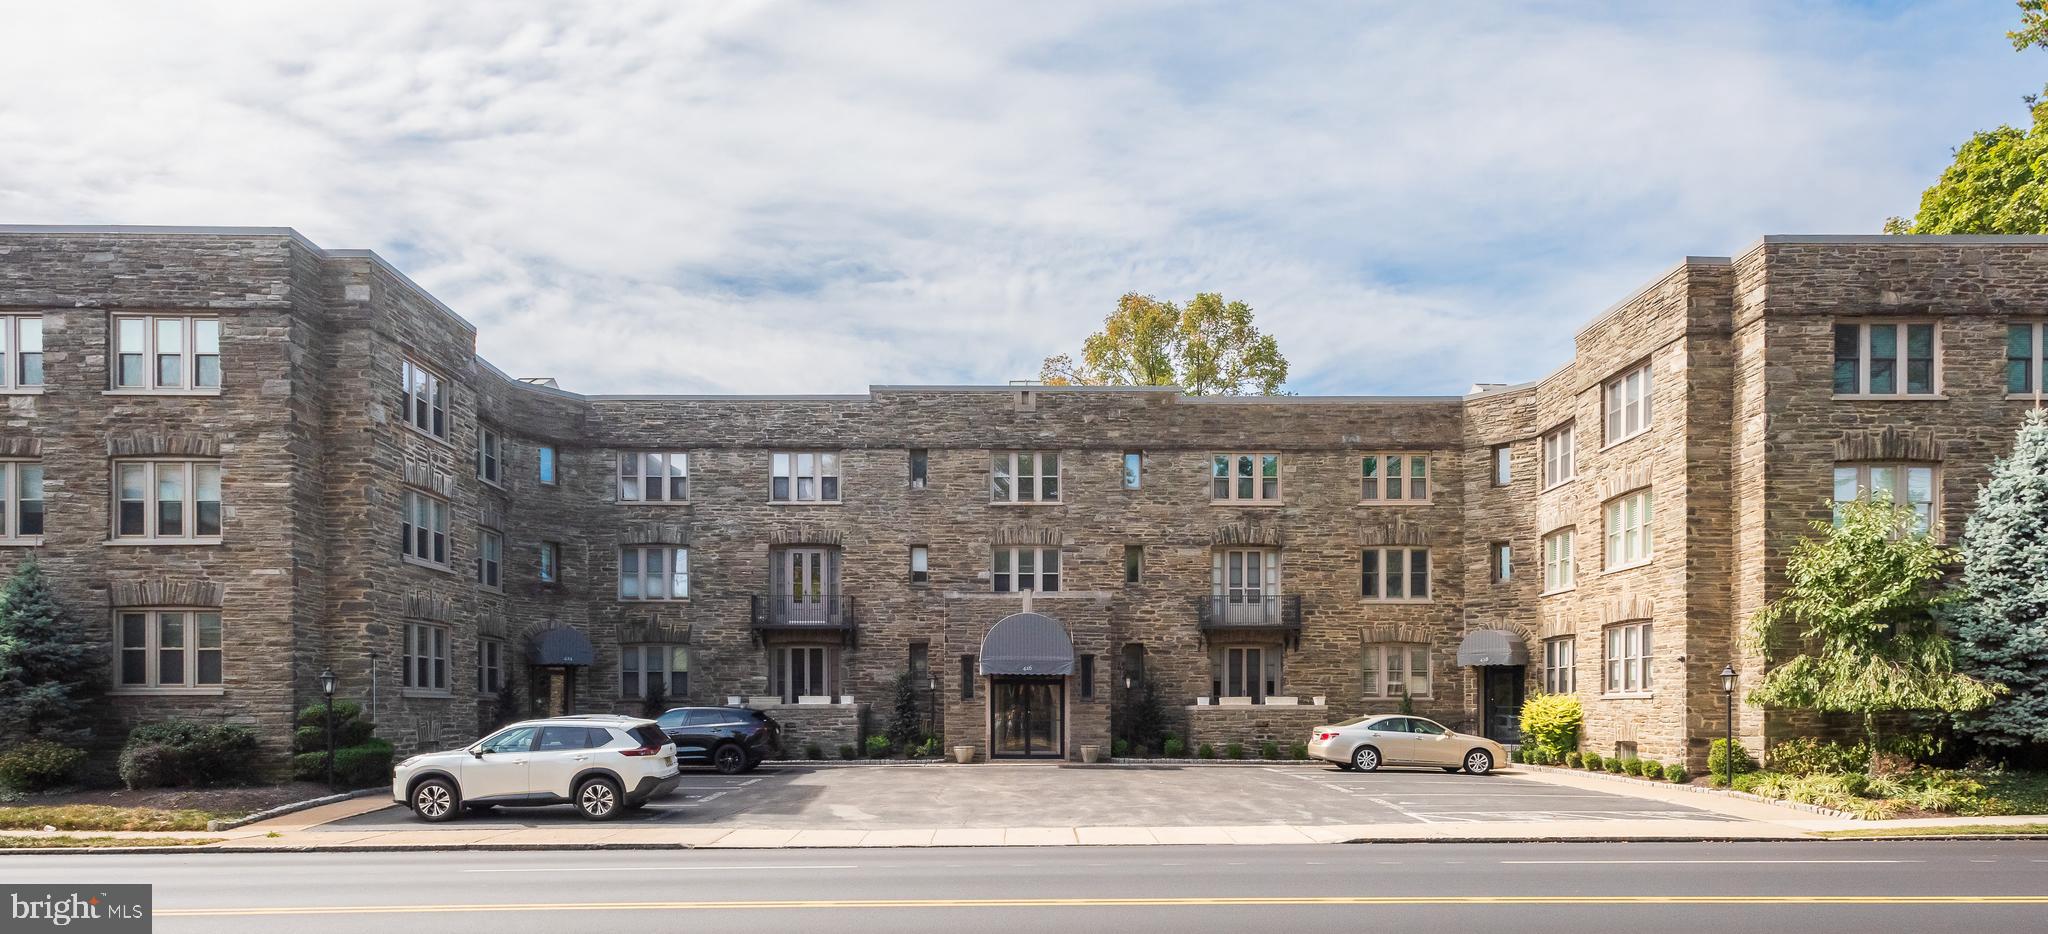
(0, 0, 2035, 393)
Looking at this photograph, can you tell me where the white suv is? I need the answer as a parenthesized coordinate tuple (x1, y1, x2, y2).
(393, 715, 681, 822)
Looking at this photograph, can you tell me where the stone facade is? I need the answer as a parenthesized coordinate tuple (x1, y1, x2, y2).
(3, 226, 2045, 770)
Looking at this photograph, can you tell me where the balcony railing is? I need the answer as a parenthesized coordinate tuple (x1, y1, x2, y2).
(1195, 595, 1303, 643)
(750, 595, 858, 646)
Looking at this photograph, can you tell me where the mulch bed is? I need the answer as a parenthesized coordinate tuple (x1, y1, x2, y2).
(19, 781, 334, 817)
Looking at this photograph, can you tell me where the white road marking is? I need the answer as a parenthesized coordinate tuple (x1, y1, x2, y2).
(462, 865, 858, 873)
(1501, 859, 1922, 865)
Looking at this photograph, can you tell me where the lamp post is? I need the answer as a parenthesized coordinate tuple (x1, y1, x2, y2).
(926, 674, 938, 737)
(1720, 664, 1737, 789)
(319, 667, 338, 791)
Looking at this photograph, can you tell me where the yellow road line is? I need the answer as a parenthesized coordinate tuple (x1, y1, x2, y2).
(160, 895, 2048, 916)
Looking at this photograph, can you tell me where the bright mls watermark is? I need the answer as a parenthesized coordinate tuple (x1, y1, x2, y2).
(3, 885, 151, 931)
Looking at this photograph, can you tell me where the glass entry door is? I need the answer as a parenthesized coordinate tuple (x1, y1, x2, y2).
(781, 548, 829, 622)
(991, 679, 1063, 757)
(1481, 666, 1525, 743)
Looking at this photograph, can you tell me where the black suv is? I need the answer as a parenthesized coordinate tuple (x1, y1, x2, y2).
(654, 706, 780, 774)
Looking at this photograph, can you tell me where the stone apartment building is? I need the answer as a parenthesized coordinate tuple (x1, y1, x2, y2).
(1, 225, 2043, 771)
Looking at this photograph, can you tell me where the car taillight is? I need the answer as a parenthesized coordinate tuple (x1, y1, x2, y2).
(619, 744, 664, 757)
(1316, 732, 1338, 741)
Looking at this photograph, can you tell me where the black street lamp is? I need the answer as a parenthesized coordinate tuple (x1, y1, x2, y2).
(1720, 664, 1737, 789)
(319, 667, 338, 790)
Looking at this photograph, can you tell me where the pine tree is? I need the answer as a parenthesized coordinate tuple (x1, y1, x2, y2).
(1952, 409, 2048, 748)
(1120, 678, 1168, 753)
(0, 560, 100, 745)
(886, 672, 923, 750)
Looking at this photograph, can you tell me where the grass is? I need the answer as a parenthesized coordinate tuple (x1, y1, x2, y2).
(1952, 770, 2048, 817)
(1819, 823, 2048, 838)
(0, 805, 232, 832)
(0, 834, 223, 849)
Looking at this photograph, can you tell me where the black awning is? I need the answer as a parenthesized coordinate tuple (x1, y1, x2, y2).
(528, 626, 596, 667)
(978, 612, 1075, 676)
(1456, 629, 1529, 667)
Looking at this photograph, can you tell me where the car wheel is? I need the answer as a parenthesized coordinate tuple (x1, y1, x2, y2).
(411, 778, 460, 823)
(1351, 745, 1381, 772)
(576, 777, 625, 820)
(713, 744, 747, 775)
(1463, 750, 1495, 775)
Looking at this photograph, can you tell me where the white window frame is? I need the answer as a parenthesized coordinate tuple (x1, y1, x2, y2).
(621, 644, 688, 699)
(1360, 547, 1430, 602)
(618, 545, 689, 600)
(1491, 444, 1512, 486)
(1542, 637, 1575, 694)
(991, 451, 1061, 503)
(1211, 453, 1282, 503)
(1603, 362, 1653, 445)
(403, 621, 451, 694)
(1833, 462, 1937, 535)
(1361, 643, 1432, 699)
(477, 637, 505, 694)
(1835, 320, 1940, 398)
(1603, 489, 1654, 571)
(618, 452, 689, 503)
(111, 459, 222, 544)
(0, 460, 44, 543)
(477, 427, 504, 487)
(0, 315, 44, 392)
(1603, 621, 1652, 695)
(1541, 423, 1575, 489)
(476, 528, 502, 590)
(1212, 644, 1281, 701)
(1359, 453, 1430, 503)
(1542, 527, 1576, 594)
(111, 314, 220, 393)
(400, 357, 448, 440)
(401, 489, 450, 568)
(770, 451, 841, 503)
(770, 645, 834, 702)
(993, 546, 1061, 593)
(112, 609, 223, 694)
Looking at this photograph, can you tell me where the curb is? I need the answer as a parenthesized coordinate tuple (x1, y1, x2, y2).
(1516, 763, 1859, 820)
(0, 834, 1806, 855)
(207, 788, 385, 831)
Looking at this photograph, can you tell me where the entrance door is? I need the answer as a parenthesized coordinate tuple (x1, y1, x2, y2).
(1481, 666, 1525, 743)
(781, 548, 830, 622)
(991, 679, 1063, 757)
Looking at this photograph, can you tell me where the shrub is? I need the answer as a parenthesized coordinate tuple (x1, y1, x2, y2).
(1112, 738, 1131, 758)
(1664, 763, 1689, 783)
(1260, 741, 1280, 760)
(117, 744, 176, 790)
(1289, 742, 1308, 760)
(1518, 694, 1583, 763)
(1225, 743, 1246, 760)
(119, 721, 261, 788)
(1197, 743, 1216, 759)
(291, 738, 393, 788)
(0, 740, 86, 791)
(1163, 736, 1186, 757)
(1565, 752, 1582, 768)
(915, 737, 940, 758)
(1582, 753, 1603, 771)
(803, 743, 823, 760)
(1509, 747, 1523, 764)
(1707, 739, 1758, 780)
(837, 744, 857, 761)
(1618, 758, 1638, 775)
(1766, 738, 1869, 777)
(1604, 757, 1624, 773)
(1120, 679, 1170, 753)
(864, 734, 893, 758)
(886, 673, 923, 750)
(1638, 759, 1662, 780)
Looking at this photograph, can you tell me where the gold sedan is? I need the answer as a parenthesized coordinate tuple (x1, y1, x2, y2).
(1306, 714, 1506, 774)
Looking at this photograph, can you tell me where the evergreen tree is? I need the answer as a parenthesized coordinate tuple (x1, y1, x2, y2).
(1952, 409, 2048, 748)
(641, 675, 668, 720)
(886, 672, 923, 749)
(0, 560, 100, 745)
(1120, 678, 1168, 753)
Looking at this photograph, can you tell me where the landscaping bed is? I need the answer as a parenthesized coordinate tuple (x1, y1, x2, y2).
(0, 781, 334, 831)
(0, 834, 223, 849)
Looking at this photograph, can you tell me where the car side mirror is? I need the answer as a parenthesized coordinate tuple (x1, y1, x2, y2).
(470, 747, 487, 759)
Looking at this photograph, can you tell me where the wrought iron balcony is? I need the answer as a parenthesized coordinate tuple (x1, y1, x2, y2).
(1195, 595, 1303, 640)
(750, 595, 858, 646)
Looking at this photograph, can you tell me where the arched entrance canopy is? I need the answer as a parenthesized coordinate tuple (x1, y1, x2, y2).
(978, 612, 1074, 676)
(1456, 629, 1529, 667)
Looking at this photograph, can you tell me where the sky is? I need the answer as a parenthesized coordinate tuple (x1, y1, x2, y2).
(0, 1, 2039, 396)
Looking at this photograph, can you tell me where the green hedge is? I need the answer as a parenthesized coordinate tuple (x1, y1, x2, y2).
(291, 738, 394, 788)
(118, 721, 263, 789)
(0, 740, 86, 791)
(1518, 694, 1583, 763)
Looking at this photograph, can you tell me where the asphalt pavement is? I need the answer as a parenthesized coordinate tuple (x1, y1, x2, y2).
(9, 840, 2045, 932)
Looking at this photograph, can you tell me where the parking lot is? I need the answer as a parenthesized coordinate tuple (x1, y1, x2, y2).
(329, 764, 1735, 831)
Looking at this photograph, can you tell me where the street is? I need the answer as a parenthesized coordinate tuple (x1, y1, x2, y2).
(7, 840, 2044, 932)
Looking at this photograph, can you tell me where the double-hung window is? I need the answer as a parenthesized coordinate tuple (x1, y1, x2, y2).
(1542, 424, 1575, 488)
(477, 427, 503, 486)
(401, 489, 450, 567)
(0, 315, 43, 390)
(993, 546, 1061, 592)
(1212, 453, 1281, 503)
(618, 545, 689, 600)
(1361, 547, 1430, 601)
(114, 609, 223, 692)
(1604, 489, 1653, 570)
(1490, 542, 1512, 582)
(2010, 323, 2048, 395)
(1362, 644, 1431, 698)
(1833, 462, 1936, 534)
(1542, 637, 1575, 694)
(619, 452, 688, 502)
(1604, 621, 1652, 694)
(477, 637, 505, 694)
(113, 314, 219, 391)
(1542, 528, 1576, 593)
(910, 545, 930, 584)
(113, 460, 222, 542)
(400, 357, 448, 439)
(622, 645, 688, 698)
(0, 461, 44, 541)
(476, 528, 502, 589)
(1834, 321, 1937, 397)
(403, 621, 451, 692)
(1360, 454, 1429, 503)
(991, 452, 1060, 502)
(1603, 363, 1653, 443)
(771, 452, 839, 502)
